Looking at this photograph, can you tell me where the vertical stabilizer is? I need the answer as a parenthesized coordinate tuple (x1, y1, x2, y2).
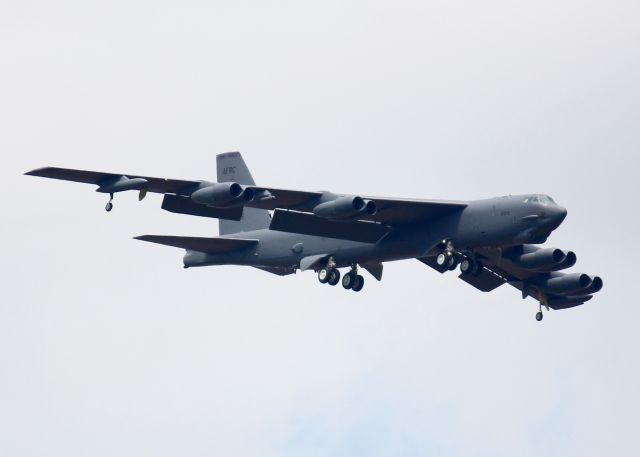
(216, 152, 270, 235)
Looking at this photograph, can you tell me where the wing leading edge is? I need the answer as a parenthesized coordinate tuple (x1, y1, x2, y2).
(25, 167, 202, 195)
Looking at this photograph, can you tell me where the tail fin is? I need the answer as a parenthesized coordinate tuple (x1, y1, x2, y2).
(216, 152, 271, 235)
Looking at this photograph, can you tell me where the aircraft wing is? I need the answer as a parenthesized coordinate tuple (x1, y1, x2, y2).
(26, 167, 467, 227)
(418, 248, 596, 310)
(247, 186, 467, 225)
(25, 167, 202, 195)
(482, 256, 595, 310)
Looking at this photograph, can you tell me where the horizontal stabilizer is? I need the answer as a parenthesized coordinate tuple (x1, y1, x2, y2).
(270, 209, 389, 243)
(161, 194, 243, 220)
(134, 235, 258, 253)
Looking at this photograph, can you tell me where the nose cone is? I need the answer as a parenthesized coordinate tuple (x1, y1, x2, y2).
(548, 205, 567, 229)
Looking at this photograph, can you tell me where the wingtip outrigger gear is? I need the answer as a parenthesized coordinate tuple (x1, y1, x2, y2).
(105, 193, 114, 212)
(536, 292, 550, 322)
(97, 176, 149, 212)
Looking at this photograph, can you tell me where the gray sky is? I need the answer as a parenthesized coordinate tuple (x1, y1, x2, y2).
(1, 1, 639, 455)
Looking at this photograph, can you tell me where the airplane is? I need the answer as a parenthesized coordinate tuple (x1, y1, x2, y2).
(25, 152, 602, 321)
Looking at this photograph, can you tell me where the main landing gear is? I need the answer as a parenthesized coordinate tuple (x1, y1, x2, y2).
(317, 261, 364, 292)
(437, 241, 483, 276)
(318, 267, 341, 286)
(342, 266, 364, 292)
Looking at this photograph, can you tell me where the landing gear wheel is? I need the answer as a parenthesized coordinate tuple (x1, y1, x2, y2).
(352, 275, 364, 292)
(105, 202, 113, 212)
(328, 269, 341, 286)
(318, 267, 331, 284)
(436, 253, 449, 267)
(460, 258, 473, 275)
(472, 261, 484, 276)
(535, 311, 543, 322)
(342, 272, 356, 289)
(447, 256, 459, 271)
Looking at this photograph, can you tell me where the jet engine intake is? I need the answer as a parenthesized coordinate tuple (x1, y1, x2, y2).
(191, 182, 254, 207)
(313, 196, 377, 220)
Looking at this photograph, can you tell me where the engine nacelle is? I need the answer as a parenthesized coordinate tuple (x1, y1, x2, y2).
(190, 182, 254, 207)
(538, 273, 596, 295)
(512, 247, 577, 272)
(313, 196, 377, 220)
(577, 275, 603, 295)
(513, 248, 565, 270)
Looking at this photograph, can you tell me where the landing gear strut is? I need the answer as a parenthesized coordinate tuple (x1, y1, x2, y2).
(105, 193, 114, 212)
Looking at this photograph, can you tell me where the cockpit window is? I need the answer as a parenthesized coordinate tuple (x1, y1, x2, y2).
(524, 195, 556, 205)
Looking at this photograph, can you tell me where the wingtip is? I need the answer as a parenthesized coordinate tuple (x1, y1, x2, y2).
(24, 167, 49, 176)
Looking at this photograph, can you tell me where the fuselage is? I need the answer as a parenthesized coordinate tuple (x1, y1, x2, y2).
(184, 194, 567, 270)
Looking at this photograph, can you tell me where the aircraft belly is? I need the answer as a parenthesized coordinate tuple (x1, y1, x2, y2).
(252, 229, 433, 269)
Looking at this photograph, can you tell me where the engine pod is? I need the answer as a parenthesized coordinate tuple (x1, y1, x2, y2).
(191, 182, 252, 207)
(313, 196, 377, 220)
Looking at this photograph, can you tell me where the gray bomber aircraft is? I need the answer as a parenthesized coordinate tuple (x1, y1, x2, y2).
(26, 152, 602, 321)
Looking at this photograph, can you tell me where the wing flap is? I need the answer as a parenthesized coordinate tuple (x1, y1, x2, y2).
(418, 256, 507, 292)
(161, 194, 243, 220)
(134, 235, 258, 253)
(458, 269, 507, 292)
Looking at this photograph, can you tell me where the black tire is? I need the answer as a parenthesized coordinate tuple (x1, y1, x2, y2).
(460, 258, 473, 275)
(328, 269, 341, 286)
(447, 256, 458, 271)
(436, 253, 448, 267)
(342, 272, 355, 289)
(105, 202, 113, 212)
(472, 261, 484, 276)
(318, 267, 330, 284)
(352, 275, 364, 292)
(535, 311, 543, 322)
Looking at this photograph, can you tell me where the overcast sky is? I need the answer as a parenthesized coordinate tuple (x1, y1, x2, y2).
(1, 1, 639, 456)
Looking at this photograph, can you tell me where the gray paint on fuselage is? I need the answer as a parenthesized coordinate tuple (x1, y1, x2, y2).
(183, 194, 567, 271)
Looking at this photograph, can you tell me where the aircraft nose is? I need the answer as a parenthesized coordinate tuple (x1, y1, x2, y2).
(549, 205, 567, 227)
